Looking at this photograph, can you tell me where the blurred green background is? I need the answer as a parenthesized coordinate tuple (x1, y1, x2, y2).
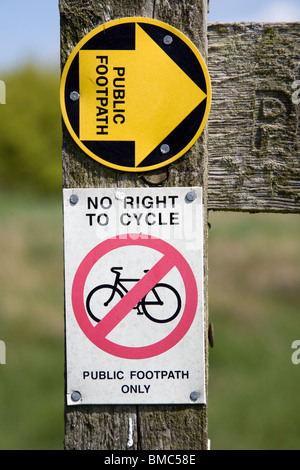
(0, 65, 299, 450)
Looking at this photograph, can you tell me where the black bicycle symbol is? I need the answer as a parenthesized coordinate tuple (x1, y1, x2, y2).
(86, 267, 182, 324)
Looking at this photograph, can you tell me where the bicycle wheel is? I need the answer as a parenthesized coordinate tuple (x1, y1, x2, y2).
(86, 285, 124, 323)
(142, 283, 182, 324)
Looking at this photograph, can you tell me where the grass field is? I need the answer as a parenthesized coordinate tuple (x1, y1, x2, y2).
(0, 193, 299, 449)
(0, 193, 64, 450)
(208, 210, 300, 450)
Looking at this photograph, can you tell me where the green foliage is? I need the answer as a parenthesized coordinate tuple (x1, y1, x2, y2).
(0, 66, 62, 195)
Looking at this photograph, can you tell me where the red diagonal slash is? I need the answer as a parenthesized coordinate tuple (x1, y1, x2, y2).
(94, 253, 176, 339)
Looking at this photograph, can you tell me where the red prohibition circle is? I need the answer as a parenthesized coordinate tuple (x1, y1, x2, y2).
(71, 234, 198, 359)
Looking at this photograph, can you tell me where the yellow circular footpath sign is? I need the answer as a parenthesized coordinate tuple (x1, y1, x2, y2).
(60, 17, 211, 173)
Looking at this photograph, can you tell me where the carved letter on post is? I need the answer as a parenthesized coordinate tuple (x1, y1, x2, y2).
(253, 90, 293, 153)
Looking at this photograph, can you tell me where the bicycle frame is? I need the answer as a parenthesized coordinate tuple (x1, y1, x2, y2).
(107, 268, 163, 309)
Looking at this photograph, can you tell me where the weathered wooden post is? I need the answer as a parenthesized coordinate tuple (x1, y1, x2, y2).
(207, 22, 300, 213)
(60, 0, 210, 451)
(60, 0, 300, 451)
(0, 80, 6, 105)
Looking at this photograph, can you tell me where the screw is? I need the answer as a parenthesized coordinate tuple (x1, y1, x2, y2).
(208, 322, 214, 348)
(163, 35, 173, 45)
(71, 391, 82, 402)
(190, 391, 200, 402)
(160, 144, 170, 155)
(186, 191, 197, 202)
(70, 91, 80, 101)
(70, 194, 79, 205)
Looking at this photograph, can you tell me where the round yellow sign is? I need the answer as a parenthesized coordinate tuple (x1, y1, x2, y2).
(60, 17, 211, 172)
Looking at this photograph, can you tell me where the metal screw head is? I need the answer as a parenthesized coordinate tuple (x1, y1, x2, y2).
(70, 194, 79, 205)
(160, 144, 170, 155)
(190, 391, 200, 402)
(115, 191, 125, 201)
(186, 191, 197, 202)
(70, 91, 80, 101)
(71, 391, 82, 402)
(163, 35, 173, 45)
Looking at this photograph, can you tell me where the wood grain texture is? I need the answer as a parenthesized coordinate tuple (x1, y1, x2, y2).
(207, 23, 300, 213)
(61, 0, 209, 451)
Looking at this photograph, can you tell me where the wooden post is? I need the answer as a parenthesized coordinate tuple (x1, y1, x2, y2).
(60, 0, 209, 451)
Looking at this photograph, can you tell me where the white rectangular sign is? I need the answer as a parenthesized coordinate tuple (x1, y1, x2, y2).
(63, 187, 206, 405)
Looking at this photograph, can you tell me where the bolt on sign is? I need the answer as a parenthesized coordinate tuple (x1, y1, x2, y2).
(63, 187, 206, 405)
(60, 17, 211, 172)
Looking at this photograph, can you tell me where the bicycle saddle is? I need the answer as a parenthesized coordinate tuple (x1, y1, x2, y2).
(111, 267, 123, 274)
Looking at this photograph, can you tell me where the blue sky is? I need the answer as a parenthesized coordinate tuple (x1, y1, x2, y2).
(0, 0, 300, 73)
(209, 0, 300, 22)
